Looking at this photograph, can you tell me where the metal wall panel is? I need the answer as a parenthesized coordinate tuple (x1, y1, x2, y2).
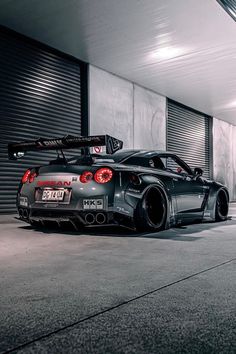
(0, 27, 88, 213)
(167, 100, 212, 178)
(217, 0, 236, 21)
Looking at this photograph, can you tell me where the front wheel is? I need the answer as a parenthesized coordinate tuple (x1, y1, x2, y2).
(215, 189, 229, 221)
(134, 186, 167, 232)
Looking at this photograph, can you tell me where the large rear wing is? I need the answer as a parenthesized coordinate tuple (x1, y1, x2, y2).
(8, 134, 123, 160)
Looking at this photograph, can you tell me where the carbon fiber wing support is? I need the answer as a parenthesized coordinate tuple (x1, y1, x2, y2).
(8, 134, 123, 160)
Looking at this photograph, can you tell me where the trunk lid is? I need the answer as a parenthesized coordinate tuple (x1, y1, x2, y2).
(20, 164, 116, 210)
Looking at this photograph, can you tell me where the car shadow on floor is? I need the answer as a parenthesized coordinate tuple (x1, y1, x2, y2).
(18, 218, 236, 241)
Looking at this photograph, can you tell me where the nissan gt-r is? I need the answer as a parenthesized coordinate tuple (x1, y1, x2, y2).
(8, 134, 229, 232)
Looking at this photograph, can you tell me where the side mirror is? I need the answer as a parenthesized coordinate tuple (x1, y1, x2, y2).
(194, 167, 203, 176)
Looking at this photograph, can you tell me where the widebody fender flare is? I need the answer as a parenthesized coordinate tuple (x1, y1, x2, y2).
(203, 184, 229, 221)
(124, 174, 175, 228)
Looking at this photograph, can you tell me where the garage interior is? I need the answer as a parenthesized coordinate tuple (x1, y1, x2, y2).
(0, 1, 235, 353)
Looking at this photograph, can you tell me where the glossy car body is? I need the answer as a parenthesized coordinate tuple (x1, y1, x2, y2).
(12, 139, 229, 232)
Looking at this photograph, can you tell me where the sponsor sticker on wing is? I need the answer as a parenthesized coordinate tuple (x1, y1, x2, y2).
(91, 146, 105, 154)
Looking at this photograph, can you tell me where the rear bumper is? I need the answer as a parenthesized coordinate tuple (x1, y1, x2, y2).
(17, 206, 135, 230)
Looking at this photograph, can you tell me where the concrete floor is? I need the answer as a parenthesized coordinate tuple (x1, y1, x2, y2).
(0, 207, 236, 354)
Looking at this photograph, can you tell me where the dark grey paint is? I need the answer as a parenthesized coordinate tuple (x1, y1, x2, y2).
(16, 150, 229, 230)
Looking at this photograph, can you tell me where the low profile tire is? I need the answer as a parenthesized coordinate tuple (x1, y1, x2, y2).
(134, 186, 167, 232)
(215, 189, 229, 222)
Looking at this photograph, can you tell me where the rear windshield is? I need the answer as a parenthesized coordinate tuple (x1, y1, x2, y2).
(94, 150, 138, 163)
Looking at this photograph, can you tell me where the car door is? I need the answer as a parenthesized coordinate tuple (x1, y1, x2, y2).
(160, 154, 207, 220)
(172, 173, 206, 216)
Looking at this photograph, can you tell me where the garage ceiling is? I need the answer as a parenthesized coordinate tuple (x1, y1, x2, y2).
(0, 0, 236, 124)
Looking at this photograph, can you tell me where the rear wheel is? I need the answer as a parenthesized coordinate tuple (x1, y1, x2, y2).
(215, 190, 229, 221)
(134, 186, 167, 232)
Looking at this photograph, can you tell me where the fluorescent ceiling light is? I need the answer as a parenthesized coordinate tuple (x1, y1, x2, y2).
(220, 100, 236, 111)
(217, 0, 236, 21)
(148, 46, 184, 61)
(227, 100, 236, 108)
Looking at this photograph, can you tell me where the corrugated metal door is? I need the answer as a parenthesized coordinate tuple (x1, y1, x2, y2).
(0, 27, 88, 214)
(167, 100, 212, 178)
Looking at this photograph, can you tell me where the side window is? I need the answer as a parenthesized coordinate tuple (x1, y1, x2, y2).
(168, 157, 182, 173)
(160, 156, 167, 168)
(124, 156, 165, 169)
(148, 157, 165, 169)
(160, 156, 189, 175)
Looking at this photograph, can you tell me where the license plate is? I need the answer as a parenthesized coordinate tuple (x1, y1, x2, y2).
(83, 198, 104, 210)
(42, 189, 65, 201)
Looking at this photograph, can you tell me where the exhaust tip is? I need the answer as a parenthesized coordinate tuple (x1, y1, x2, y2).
(85, 213, 95, 225)
(96, 213, 106, 224)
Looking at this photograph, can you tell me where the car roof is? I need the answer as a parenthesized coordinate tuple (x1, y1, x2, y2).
(95, 149, 179, 163)
(112, 149, 176, 159)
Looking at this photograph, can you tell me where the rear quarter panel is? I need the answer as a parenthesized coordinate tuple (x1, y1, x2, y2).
(113, 167, 177, 227)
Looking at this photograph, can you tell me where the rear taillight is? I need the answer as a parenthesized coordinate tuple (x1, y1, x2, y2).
(29, 172, 37, 183)
(21, 169, 38, 184)
(21, 169, 31, 184)
(80, 171, 93, 183)
(94, 168, 113, 184)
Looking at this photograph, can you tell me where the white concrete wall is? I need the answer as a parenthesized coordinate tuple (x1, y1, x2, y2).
(133, 85, 166, 150)
(213, 118, 236, 200)
(89, 65, 166, 150)
(89, 65, 236, 200)
(89, 66, 133, 148)
(233, 127, 236, 200)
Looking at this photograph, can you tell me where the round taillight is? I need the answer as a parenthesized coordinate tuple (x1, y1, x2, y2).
(94, 168, 113, 184)
(80, 171, 93, 183)
(29, 172, 37, 183)
(21, 169, 31, 184)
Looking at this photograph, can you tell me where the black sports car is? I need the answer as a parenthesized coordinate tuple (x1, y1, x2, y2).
(8, 134, 229, 232)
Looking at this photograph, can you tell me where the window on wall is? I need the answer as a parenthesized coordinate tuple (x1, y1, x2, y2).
(167, 99, 213, 178)
(0, 26, 88, 213)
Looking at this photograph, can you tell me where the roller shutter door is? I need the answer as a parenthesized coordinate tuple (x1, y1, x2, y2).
(0, 27, 88, 214)
(167, 100, 212, 178)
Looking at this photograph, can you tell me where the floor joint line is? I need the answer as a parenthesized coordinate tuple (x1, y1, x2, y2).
(2, 257, 235, 354)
